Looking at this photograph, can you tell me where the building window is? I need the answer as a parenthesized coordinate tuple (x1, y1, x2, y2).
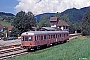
(66, 26, 68, 29)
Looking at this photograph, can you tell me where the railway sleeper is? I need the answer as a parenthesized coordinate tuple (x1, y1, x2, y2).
(0, 52, 26, 60)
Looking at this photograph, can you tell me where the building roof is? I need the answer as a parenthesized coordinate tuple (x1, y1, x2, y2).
(7, 26, 13, 31)
(50, 17, 58, 21)
(41, 27, 57, 31)
(57, 20, 69, 26)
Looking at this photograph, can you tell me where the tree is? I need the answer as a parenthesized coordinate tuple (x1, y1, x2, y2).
(69, 24, 75, 33)
(10, 27, 20, 37)
(37, 20, 50, 28)
(60, 14, 74, 33)
(61, 14, 71, 24)
(82, 12, 90, 36)
(54, 12, 62, 20)
(11, 11, 36, 36)
(38, 14, 50, 28)
(73, 22, 79, 31)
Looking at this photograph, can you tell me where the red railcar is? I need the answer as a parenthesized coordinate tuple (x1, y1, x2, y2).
(21, 31, 69, 50)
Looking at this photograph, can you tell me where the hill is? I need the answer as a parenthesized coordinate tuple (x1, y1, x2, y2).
(35, 6, 90, 23)
(0, 12, 14, 16)
(0, 12, 15, 22)
(1, 6, 90, 24)
(35, 13, 55, 21)
(7, 36, 90, 60)
(61, 7, 90, 23)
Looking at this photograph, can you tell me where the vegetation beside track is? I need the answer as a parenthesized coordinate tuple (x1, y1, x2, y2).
(8, 36, 90, 60)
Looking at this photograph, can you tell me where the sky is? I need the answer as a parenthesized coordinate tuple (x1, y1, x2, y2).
(0, 0, 18, 14)
(0, 0, 90, 15)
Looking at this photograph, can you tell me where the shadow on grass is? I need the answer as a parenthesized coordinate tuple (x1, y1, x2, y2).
(27, 41, 68, 52)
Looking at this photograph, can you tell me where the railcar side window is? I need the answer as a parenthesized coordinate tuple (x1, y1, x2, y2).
(37, 36, 38, 40)
(49, 35, 50, 39)
(44, 35, 46, 39)
(67, 33, 68, 36)
(64, 34, 65, 37)
(60, 34, 61, 37)
(25, 36, 28, 41)
(58, 35, 59, 38)
(41, 36, 43, 40)
(56, 34, 57, 38)
(39, 36, 40, 40)
(29, 36, 32, 41)
(53, 35, 55, 38)
(51, 35, 53, 38)
(35, 36, 36, 41)
(61, 34, 63, 37)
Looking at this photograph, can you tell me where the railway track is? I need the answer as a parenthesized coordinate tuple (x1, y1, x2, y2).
(0, 44, 21, 50)
(0, 47, 28, 60)
(69, 33, 81, 40)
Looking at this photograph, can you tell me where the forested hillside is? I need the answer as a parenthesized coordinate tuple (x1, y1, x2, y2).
(61, 7, 90, 23)
(0, 12, 15, 23)
(35, 6, 90, 23)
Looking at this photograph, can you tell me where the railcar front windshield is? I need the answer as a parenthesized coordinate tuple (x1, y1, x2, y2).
(21, 36, 33, 41)
(25, 36, 28, 41)
(29, 36, 32, 41)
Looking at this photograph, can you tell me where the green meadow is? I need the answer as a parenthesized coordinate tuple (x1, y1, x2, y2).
(0, 21, 11, 26)
(8, 36, 90, 60)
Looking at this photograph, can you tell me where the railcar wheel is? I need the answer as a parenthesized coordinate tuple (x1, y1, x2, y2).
(37, 46, 40, 50)
(27, 48, 30, 51)
(54, 42, 58, 45)
(64, 40, 67, 43)
(60, 41, 63, 44)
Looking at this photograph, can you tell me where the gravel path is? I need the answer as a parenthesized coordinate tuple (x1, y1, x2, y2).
(0, 39, 21, 47)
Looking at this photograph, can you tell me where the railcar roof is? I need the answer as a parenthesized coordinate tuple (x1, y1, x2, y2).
(21, 31, 69, 35)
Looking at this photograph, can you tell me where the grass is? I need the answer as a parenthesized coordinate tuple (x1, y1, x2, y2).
(0, 21, 11, 26)
(8, 36, 90, 60)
